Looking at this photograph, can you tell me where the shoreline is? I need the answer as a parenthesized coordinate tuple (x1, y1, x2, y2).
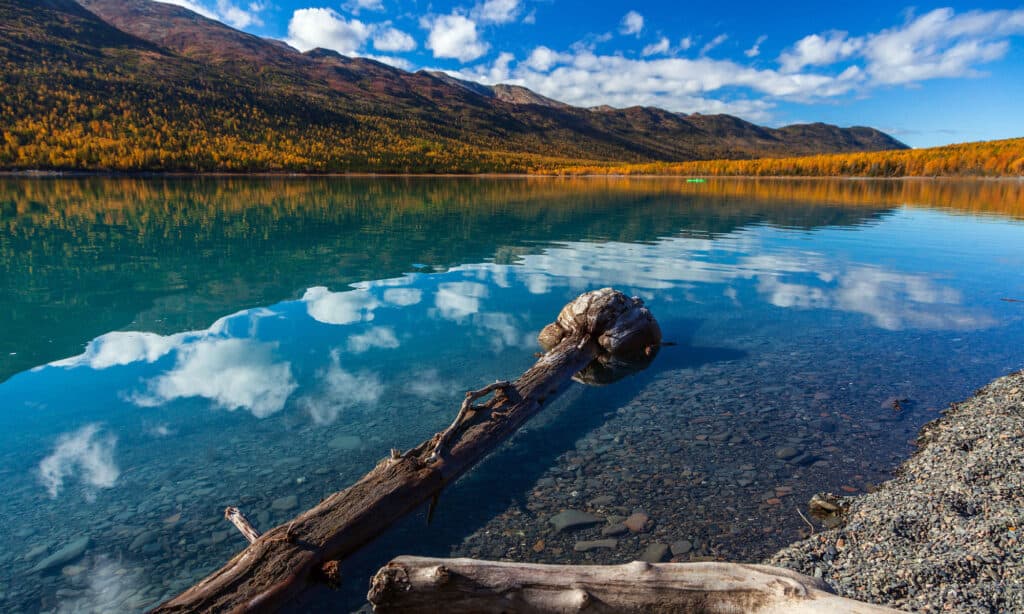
(769, 370, 1024, 612)
(0, 170, 1021, 181)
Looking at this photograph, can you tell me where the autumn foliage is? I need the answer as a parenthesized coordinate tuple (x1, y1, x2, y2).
(547, 138, 1024, 178)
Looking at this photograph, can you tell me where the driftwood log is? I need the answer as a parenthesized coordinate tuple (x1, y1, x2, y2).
(368, 557, 902, 614)
(155, 288, 661, 613)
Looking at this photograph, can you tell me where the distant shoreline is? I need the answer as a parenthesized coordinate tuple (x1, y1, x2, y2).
(1, 170, 1021, 181)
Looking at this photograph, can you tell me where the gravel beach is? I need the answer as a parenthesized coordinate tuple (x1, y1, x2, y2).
(770, 370, 1024, 612)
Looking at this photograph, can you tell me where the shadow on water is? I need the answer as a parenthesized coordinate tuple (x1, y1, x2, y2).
(291, 320, 746, 612)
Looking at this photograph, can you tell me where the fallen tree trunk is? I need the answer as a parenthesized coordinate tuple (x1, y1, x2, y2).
(368, 556, 901, 614)
(155, 288, 661, 613)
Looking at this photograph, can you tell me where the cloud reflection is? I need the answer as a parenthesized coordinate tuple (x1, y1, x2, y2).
(133, 338, 297, 418)
(298, 349, 384, 425)
(38, 424, 119, 499)
(303, 286, 380, 325)
(347, 327, 400, 353)
(434, 281, 489, 320)
(443, 236, 993, 332)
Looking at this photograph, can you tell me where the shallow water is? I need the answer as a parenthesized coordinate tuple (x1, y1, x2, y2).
(1, 177, 1023, 612)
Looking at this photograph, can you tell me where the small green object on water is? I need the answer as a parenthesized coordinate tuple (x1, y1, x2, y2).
(686, 178, 706, 183)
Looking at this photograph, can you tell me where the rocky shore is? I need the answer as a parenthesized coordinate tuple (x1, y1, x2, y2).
(770, 370, 1024, 612)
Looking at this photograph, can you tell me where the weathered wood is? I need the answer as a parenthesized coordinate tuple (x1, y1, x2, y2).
(368, 556, 902, 614)
(154, 288, 660, 613)
(225, 507, 261, 544)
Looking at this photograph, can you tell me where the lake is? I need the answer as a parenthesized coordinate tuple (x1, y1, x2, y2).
(1, 176, 1023, 612)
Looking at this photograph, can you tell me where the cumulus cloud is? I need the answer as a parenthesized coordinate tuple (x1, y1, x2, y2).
(442, 7, 1023, 122)
(133, 338, 297, 419)
(287, 8, 372, 55)
(155, 0, 263, 28)
(38, 424, 119, 499)
(779, 31, 862, 72)
(778, 8, 1024, 84)
(620, 10, 644, 36)
(525, 46, 571, 71)
(474, 0, 521, 25)
(422, 13, 490, 62)
(298, 350, 384, 425)
(453, 48, 864, 120)
(373, 26, 417, 52)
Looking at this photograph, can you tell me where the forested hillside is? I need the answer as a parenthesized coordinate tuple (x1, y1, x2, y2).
(0, 0, 907, 173)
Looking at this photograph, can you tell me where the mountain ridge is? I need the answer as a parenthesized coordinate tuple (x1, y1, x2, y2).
(0, 0, 908, 172)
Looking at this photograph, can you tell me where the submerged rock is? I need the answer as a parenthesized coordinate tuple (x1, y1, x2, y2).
(31, 537, 89, 573)
(573, 539, 617, 552)
(549, 510, 602, 533)
(639, 543, 669, 563)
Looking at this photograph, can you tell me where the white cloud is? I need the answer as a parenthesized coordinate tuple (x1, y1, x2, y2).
(474, 0, 521, 25)
(642, 37, 671, 57)
(286, 8, 371, 55)
(522, 9, 536, 24)
(454, 49, 864, 120)
(701, 34, 728, 55)
(155, 0, 263, 28)
(525, 46, 571, 71)
(38, 424, 119, 499)
(422, 13, 490, 62)
(779, 31, 863, 72)
(745, 35, 767, 58)
(862, 8, 1022, 84)
(135, 338, 297, 419)
(343, 0, 384, 14)
(679, 36, 693, 51)
(347, 327, 400, 353)
(298, 350, 384, 425)
(373, 26, 417, 52)
(620, 11, 644, 36)
(778, 8, 1024, 84)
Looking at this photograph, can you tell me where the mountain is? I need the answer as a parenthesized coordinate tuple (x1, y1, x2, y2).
(0, 0, 907, 172)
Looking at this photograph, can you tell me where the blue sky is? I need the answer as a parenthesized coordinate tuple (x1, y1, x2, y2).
(159, 0, 1024, 147)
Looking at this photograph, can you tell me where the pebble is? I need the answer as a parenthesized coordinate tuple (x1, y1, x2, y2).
(328, 435, 362, 451)
(271, 495, 298, 512)
(623, 512, 649, 533)
(573, 539, 617, 552)
(771, 371, 1024, 613)
(774, 446, 800, 460)
(601, 523, 628, 537)
(671, 540, 693, 556)
(639, 543, 669, 563)
(129, 531, 159, 552)
(549, 510, 602, 533)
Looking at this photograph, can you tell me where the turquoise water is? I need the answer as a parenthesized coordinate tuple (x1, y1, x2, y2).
(1, 177, 1023, 611)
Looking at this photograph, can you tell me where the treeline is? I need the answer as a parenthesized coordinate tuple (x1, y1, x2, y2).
(546, 138, 1024, 177)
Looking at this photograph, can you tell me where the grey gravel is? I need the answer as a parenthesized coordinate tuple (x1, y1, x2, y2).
(770, 370, 1024, 613)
